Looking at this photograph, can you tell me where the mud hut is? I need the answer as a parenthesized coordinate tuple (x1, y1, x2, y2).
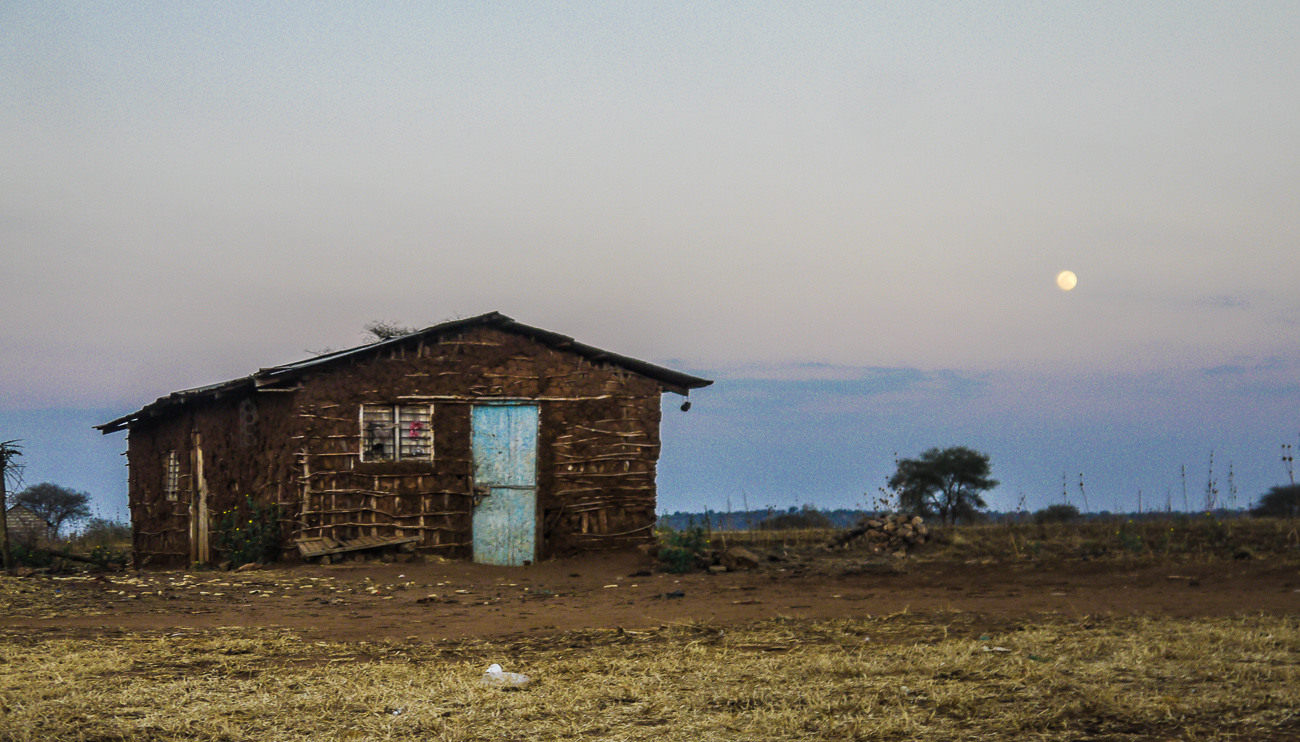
(4, 504, 53, 546)
(96, 312, 711, 567)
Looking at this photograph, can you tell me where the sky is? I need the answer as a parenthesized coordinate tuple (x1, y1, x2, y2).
(2, 2, 1298, 521)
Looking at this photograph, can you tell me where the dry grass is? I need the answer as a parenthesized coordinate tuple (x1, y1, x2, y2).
(940, 517, 1300, 563)
(712, 528, 839, 550)
(2, 612, 1297, 741)
(713, 516, 1300, 563)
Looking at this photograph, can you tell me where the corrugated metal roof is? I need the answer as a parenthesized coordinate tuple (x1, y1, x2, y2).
(96, 312, 712, 434)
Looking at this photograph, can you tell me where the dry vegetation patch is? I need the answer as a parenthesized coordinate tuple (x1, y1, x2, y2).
(718, 516, 1300, 564)
(0, 571, 409, 620)
(2, 612, 1297, 741)
(932, 517, 1300, 563)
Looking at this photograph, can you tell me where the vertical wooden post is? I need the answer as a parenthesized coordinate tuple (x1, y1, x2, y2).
(0, 456, 10, 573)
(0, 442, 23, 571)
(188, 430, 210, 565)
(300, 448, 311, 538)
(195, 433, 209, 563)
(188, 443, 197, 565)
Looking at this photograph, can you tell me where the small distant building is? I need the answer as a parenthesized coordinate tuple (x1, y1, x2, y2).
(5, 504, 52, 545)
(96, 312, 711, 567)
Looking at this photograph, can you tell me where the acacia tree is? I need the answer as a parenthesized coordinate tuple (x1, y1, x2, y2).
(888, 446, 998, 525)
(13, 483, 91, 539)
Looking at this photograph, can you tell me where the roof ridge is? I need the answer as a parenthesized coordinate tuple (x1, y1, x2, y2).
(96, 313, 710, 434)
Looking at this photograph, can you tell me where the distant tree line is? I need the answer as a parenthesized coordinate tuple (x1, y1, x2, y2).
(657, 507, 871, 532)
(659, 445, 1300, 532)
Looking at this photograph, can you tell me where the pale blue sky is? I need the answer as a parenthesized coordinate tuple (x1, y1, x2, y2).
(2, 3, 1297, 518)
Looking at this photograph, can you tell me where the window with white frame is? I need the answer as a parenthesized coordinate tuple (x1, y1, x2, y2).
(361, 404, 433, 462)
(164, 450, 180, 500)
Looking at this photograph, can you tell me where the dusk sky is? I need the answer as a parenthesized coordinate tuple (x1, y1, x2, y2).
(3, 3, 1298, 521)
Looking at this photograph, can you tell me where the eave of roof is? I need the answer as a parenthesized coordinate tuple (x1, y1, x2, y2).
(96, 312, 712, 434)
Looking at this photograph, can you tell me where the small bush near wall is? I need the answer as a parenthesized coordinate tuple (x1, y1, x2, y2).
(657, 523, 709, 573)
(215, 497, 283, 567)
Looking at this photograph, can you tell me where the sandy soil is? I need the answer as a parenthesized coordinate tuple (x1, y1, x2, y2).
(3, 550, 1298, 643)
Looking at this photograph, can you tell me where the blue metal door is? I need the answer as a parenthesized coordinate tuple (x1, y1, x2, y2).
(471, 404, 539, 565)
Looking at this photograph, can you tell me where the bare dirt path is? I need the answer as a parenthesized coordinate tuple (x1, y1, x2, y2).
(3, 550, 1298, 642)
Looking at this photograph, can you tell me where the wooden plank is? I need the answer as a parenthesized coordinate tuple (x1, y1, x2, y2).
(295, 534, 420, 559)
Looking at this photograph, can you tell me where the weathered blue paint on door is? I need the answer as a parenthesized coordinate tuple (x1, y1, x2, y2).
(471, 404, 539, 566)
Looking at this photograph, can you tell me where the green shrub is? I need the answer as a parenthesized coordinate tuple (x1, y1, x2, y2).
(758, 505, 833, 531)
(657, 546, 696, 574)
(657, 522, 708, 573)
(1116, 521, 1144, 553)
(8, 542, 54, 568)
(87, 544, 129, 569)
(1034, 504, 1081, 525)
(215, 496, 283, 567)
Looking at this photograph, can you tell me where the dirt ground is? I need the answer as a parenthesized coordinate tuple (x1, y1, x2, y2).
(4, 549, 1298, 642)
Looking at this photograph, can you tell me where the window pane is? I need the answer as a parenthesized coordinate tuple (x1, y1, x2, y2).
(362, 405, 396, 461)
(397, 405, 432, 460)
(165, 450, 179, 500)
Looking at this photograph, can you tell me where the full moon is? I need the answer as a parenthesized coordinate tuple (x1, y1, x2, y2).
(1056, 270, 1078, 291)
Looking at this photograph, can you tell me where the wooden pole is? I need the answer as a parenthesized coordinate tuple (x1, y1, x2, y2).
(1, 461, 10, 573)
(0, 440, 20, 573)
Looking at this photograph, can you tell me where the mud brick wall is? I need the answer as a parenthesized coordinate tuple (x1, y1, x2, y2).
(126, 412, 193, 566)
(190, 394, 300, 559)
(125, 392, 299, 567)
(124, 325, 671, 565)
(543, 392, 661, 553)
(290, 326, 663, 559)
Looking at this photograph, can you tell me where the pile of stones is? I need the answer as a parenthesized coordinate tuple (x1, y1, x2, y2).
(829, 512, 929, 556)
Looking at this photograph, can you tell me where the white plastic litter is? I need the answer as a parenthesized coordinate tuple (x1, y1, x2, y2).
(481, 663, 531, 688)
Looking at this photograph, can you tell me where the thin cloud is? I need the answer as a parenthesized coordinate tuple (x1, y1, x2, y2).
(1194, 295, 1252, 310)
(687, 365, 990, 418)
(1197, 357, 1299, 397)
(1200, 356, 1291, 377)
